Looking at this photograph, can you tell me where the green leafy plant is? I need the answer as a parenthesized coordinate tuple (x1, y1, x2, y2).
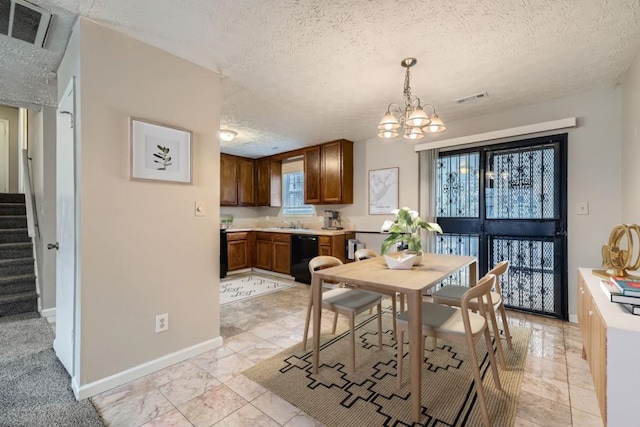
(381, 207, 443, 254)
(153, 145, 172, 170)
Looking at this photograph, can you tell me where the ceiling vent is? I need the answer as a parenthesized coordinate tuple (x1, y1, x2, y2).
(455, 92, 489, 104)
(0, 0, 53, 48)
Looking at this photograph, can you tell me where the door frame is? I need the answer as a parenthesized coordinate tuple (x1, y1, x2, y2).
(0, 119, 9, 193)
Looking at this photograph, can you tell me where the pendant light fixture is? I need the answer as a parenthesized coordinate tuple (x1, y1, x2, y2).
(377, 58, 446, 140)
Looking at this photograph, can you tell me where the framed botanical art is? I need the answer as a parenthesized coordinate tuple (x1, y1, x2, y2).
(130, 117, 193, 184)
(369, 167, 399, 215)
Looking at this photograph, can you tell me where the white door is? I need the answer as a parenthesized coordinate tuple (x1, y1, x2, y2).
(54, 79, 76, 376)
(0, 120, 8, 193)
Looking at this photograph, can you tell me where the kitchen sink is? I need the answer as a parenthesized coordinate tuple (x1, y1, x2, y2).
(263, 227, 309, 231)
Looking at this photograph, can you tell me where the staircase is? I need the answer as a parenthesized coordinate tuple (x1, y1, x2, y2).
(0, 193, 38, 317)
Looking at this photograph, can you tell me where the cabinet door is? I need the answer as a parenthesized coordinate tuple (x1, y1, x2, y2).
(257, 158, 282, 207)
(273, 241, 291, 274)
(220, 154, 238, 206)
(255, 238, 272, 270)
(237, 158, 256, 206)
(304, 146, 321, 204)
(228, 240, 248, 270)
(577, 275, 588, 357)
(321, 141, 343, 203)
(589, 300, 607, 424)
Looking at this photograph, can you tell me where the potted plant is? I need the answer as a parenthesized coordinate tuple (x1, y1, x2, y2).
(381, 208, 442, 262)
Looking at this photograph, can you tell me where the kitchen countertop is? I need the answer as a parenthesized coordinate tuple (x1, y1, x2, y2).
(223, 227, 353, 236)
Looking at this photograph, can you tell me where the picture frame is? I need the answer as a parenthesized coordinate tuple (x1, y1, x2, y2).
(130, 117, 193, 184)
(369, 167, 399, 215)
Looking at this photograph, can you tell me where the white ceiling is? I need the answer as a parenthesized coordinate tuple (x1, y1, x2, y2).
(3, 0, 640, 157)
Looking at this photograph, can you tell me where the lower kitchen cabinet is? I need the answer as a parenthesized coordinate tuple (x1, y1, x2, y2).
(227, 232, 253, 271)
(272, 234, 291, 274)
(318, 233, 354, 263)
(255, 232, 273, 270)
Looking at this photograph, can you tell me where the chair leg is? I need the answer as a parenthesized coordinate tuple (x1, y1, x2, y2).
(466, 334, 491, 427)
(488, 305, 507, 370)
(399, 293, 405, 313)
(390, 294, 397, 339)
(349, 314, 356, 373)
(499, 304, 513, 350)
(397, 330, 404, 390)
(332, 312, 339, 334)
(377, 302, 382, 349)
(483, 327, 502, 390)
(302, 293, 312, 351)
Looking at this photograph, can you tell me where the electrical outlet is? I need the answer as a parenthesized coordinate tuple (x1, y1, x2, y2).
(155, 313, 169, 333)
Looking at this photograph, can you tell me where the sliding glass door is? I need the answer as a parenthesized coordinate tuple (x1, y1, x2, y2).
(434, 134, 568, 319)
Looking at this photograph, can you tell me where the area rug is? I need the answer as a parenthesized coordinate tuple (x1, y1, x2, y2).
(220, 275, 294, 305)
(243, 310, 530, 427)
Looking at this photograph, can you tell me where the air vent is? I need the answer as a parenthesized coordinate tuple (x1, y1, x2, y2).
(0, 0, 53, 48)
(455, 92, 489, 104)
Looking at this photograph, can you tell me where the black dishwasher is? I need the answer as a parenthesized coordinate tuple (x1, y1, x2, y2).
(290, 234, 318, 284)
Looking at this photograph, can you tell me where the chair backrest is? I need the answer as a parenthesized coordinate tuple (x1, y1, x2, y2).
(354, 248, 380, 261)
(487, 260, 509, 294)
(460, 273, 496, 330)
(309, 256, 343, 287)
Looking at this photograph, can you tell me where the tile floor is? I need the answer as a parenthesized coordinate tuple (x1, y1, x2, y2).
(91, 274, 603, 427)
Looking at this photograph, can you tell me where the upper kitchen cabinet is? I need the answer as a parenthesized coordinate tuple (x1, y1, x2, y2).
(220, 154, 256, 206)
(304, 139, 353, 204)
(256, 158, 282, 207)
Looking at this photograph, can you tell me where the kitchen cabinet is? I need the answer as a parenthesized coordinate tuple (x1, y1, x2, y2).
(220, 154, 256, 206)
(304, 140, 353, 204)
(227, 232, 252, 271)
(303, 146, 321, 204)
(317, 233, 354, 263)
(255, 232, 291, 274)
(257, 158, 282, 207)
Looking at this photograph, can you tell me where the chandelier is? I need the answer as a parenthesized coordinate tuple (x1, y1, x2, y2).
(377, 58, 446, 140)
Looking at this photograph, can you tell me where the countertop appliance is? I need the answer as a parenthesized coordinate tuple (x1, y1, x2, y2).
(220, 229, 228, 278)
(290, 234, 318, 284)
(322, 210, 343, 230)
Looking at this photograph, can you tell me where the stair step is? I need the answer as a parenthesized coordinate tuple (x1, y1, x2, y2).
(0, 274, 36, 296)
(0, 203, 26, 216)
(0, 257, 34, 276)
(0, 193, 25, 204)
(0, 216, 27, 229)
(0, 242, 32, 259)
(0, 291, 38, 317)
(0, 229, 30, 244)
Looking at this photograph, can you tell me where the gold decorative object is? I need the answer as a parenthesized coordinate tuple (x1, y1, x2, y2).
(593, 224, 640, 279)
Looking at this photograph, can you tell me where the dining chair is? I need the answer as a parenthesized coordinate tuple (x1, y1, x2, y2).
(354, 248, 402, 337)
(431, 261, 513, 369)
(302, 256, 383, 372)
(396, 274, 502, 427)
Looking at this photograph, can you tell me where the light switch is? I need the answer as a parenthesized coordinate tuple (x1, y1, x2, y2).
(195, 201, 205, 216)
(576, 202, 589, 215)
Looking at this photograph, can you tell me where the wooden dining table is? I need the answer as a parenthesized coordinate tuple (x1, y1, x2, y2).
(310, 252, 477, 423)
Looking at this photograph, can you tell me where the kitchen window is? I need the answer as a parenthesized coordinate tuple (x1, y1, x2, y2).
(282, 171, 314, 215)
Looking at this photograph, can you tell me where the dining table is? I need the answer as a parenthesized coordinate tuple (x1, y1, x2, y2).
(310, 252, 477, 423)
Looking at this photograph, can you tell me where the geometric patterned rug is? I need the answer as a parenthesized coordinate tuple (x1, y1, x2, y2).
(220, 275, 294, 305)
(243, 309, 530, 426)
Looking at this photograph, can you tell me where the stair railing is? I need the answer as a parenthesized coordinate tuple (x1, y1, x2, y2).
(21, 148, 40, 240)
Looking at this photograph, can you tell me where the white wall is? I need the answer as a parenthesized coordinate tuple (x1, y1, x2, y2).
(0, 105, 19, 192)
(622, 50, 640, 224)
(350, 87, 623, 319)
(57, 18, 221, 390)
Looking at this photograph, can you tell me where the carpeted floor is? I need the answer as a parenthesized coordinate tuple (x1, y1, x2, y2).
(244, 310, 530, 427)
(220, 274, 294, 305)
(0, 314, 104, 427)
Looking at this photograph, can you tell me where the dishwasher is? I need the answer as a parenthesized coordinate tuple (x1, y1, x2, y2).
(290, 234, 318, 284)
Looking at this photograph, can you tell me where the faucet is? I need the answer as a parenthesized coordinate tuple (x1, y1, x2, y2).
(281, 220, 294, 228)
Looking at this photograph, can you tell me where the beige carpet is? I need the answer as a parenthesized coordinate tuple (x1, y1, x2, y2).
(244, 310, 530, 426)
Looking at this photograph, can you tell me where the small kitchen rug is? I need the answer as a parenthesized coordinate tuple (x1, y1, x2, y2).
(220, 275, 294, 305)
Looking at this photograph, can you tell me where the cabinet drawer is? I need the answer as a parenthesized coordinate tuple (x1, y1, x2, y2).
(273, 233, 291, 243)
(318, 236, 331, 245)
(255, 232, 272, 241)
(227, 232, 249, 241)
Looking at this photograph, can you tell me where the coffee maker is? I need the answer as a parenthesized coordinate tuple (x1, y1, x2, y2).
(323, 210, 342, 230)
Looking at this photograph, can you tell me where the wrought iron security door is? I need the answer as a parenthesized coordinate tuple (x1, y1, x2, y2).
(434, 134, 568, 319)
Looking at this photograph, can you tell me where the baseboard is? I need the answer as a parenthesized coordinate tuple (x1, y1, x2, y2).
(41, 307, 56, 320)
(569, 313, 578, 324)
(74, 336, 224, 399)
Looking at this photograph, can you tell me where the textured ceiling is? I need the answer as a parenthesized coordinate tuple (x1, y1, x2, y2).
(3, 0, 640, 157)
